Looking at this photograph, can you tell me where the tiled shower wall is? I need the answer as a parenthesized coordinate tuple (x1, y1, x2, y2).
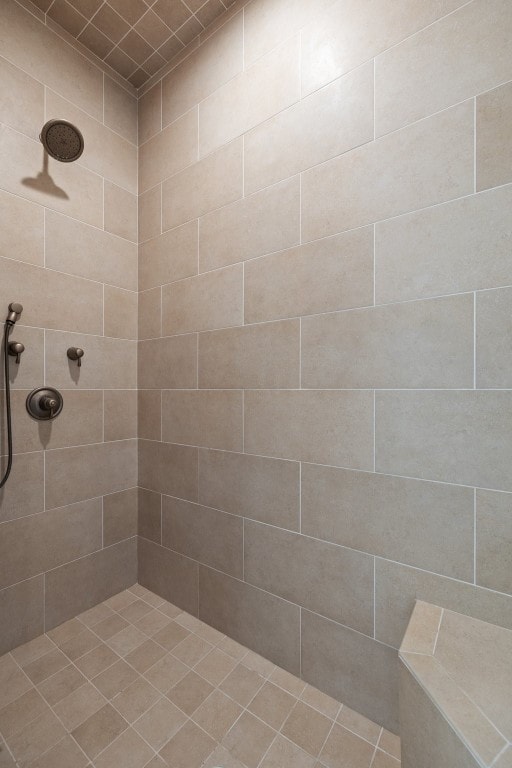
(137, 0, 512, 733)
(0, 0, 138, 653)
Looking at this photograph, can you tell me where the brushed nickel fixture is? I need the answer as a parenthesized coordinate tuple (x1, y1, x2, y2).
(40, 119, 84, 163)
(0, 302, 23, 488)
(67, 347, 84, 366)
(26, 387, 64, 420)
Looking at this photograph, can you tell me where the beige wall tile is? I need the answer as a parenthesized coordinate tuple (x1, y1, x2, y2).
(0, 0, 103, 120)
(138, 390, 161, 442)
(104, 182, 137, 243)
(104, 286, 137, 340)
(138, 185, 161, 244)
(0, 256, 103, 335)
(302, 295, 474, 389)
(139, 221, 198, 291)
(198, 177, 300, 273)
(0, 55, 44, 140)
(0, 498, 102, 590)
(162, 496, 243, 577)
(301, 609, 399, 734)
(0, 124, 103, 228)
(302, 464, 474, 580)
(376, 390, 512, 491)
(139, 108, 198, 192)
(376, 0, 512, 136)
(162, 265, 243, 335)
(0, 189, 44, 267)
(244, 62, 373, 194)
(104, 390, 137, 441)
(138, 538, 198, 615)
(301, 101, 474, 242)
(162, 139, 243, 231)
(0, 576, 44, 657)
(198, 449, 299, 530)
(0, 451, 44, 523)
(199, 566, 300, 675)
(45, 539, 137, 630)
(245, 521, 374, 634)
(374, 558, 512, 649)
(375, 185, 512, 303)
(45, 330, 136, 389)
(477, 80, 512, 191)
(301, 0, 466, 96)
(103, 487, 138, 547)
(138, 335, 197, 389)
(244, 390, 374, 468)
(138, 289, 161, 340)
(244, 228, 374, 323)
(138, 440, 198, 501)
(138, 487, 161, 543)
(162, 390, 243, 451)
(45, 439, 137, 508)
(162, 12, 243, 126)
(45, 211, 137, 290)
(476, 490, 512, 596)
(198, 36, 300, 157)
(198, 320, 300, 389)
(104, 76, 138, 145)
(477, 287, 512, 387)
(139, 82, 161, 145)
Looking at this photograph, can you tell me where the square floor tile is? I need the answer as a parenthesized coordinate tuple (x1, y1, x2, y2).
(222, 711, 276, 768)
(167, 671, 214, 716)
(194, 649, 237, 686)
(219, 664, 265, 707)
(94, 727, 154, 768)
(281, 702, 332, 758)
(248, 682, 296, 730)
(159, 720, 216, 768)
(112, 677, 161, 723)
(71, 703, 128, 759)
(134, 697, 187, 750)
(53, 682, 106, 730)
(320, 724, 375, 768)
(93, 660, 139, 699)
(193, 689, 243, 741)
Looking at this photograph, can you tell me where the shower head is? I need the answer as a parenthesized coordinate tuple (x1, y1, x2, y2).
(5, 303, 23, 326)
(40, 119, 84, 162)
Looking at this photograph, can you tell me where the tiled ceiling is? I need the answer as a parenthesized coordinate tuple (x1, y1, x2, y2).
(29, 0, 233, 88)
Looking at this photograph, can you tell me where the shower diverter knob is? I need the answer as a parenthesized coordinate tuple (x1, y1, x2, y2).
(26, 387, 64, 420)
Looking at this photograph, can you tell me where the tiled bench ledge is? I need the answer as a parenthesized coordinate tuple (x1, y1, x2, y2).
(399, 601, 512, 768)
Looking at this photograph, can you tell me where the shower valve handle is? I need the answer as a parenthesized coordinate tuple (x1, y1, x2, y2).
(67, 347, 84, 367)
(8, 341, 25, 364)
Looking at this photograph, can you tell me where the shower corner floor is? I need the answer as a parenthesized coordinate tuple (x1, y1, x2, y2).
(0, 585, 400, 768)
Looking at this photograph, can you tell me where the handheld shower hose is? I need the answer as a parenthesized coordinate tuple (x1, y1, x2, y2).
(0, 303, 23, 489)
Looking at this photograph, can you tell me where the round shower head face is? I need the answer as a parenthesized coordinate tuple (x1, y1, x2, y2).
(40, 119, 84, 162)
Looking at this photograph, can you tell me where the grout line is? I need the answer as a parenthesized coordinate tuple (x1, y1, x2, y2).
(473, 291, 477, 389)
(432, 607, 444, 655)
(474, 96, 477, 194)
(473, 488, 477, 585)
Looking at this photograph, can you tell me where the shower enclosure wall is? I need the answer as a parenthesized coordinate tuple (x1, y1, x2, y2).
(1, 0, 511, 737)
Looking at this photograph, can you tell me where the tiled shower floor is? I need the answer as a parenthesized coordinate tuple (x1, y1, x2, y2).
(0, 585, 400, 768)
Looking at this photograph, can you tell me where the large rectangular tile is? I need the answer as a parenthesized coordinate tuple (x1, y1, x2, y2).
(138, 487, 161, 544)
(104, 75, 137, 146)
(301, 610, 399, 733)
(244, 62, 373, 194)
(138, 537, 198, 616)
(244, 228, 374, 323)
(138, 440, 198, 501)
(103, 488, 138, 547)
(139, 82, 161, 146)
(139, 222, 198, 291)
(0, 499, 102, 590)
(198, 320, 299, 389)
(45, 539, 137, 630)
(162, 496, 243, 578)
(104, 390, 137, 442)
(45, 211, 137, 290)
(0, 576, 44, 656)
(0, 124, 103, 228)
(477, 287, 512, 388)
(138, 335, 198, 389)
(138, 288, 161, 340)
(301, 101, 474, 241)
(199, 566, 300, 675)
(162, 139, 243, 231)
(375, 0, 512, 135)
(198, 178, 300, 273)
(0, 189, 43, 267)
(476, 490, 512, 596)
(198, 36, 300, 157)
(162, 12, 243, 126)
(0, 451, 44, 523)
(162, 390, 243, 451)
(302, 464, 474, 580)
(104, 181, 137, 243)
(375, 558, 512, 649)
(45, 331, 136, 390)
(104, 287, 137, 341)
(198, 449, 299, 531)
(0, 54, 44, 140)
(375, 185, 512, 303)
(301, 0, 466, 96)
(302, 295, 474, 388)
(45, 440, 137, 509)
(162, 264, 243, 335)
(138, 390, 161, 442)
(139, 108, 198, 192)
(477, 81, 512, 191)
(139, 185, 161, 244)
(244, 390, 373, 468)
(376, 391, 512, 490)
(245, 521, 373, 634)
